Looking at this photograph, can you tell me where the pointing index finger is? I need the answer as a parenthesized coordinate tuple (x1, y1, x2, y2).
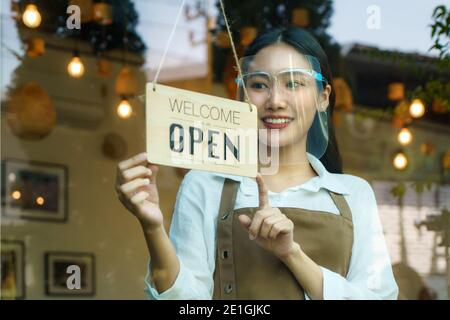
(256, 173, 269, 209)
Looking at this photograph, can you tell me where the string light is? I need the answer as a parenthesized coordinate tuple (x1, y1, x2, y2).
(22, 4, 42, 28)
(67, 52, 85, 78)
(11, 190, 21, 200)
(117, 97, 132, 119)
(409, 99, 425, 118)
(398, 127, 413, 146)
(36, 196, 45, 205)
(393, 151, 408, 171)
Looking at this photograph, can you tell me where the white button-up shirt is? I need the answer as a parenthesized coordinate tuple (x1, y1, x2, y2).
(144, 153, 398, 300)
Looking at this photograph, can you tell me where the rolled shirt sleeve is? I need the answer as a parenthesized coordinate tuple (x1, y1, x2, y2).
(320, 179, 398, 300)
(144, 171, 214, 300)
(145, 258, 192, 300)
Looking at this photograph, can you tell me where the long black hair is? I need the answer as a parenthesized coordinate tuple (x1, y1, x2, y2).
(242, 27, 343, 174)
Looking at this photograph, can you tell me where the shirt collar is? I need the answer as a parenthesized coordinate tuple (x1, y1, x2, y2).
(299, 153, 350, 195)
(212, 153, 350, 196)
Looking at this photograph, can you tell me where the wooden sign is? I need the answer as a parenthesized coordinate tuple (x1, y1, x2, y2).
(146, 84, 258, 177)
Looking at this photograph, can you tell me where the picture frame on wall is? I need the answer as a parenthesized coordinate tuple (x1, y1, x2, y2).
(45, 252, 95, 296)
(1, 240, 25, 299)
(1, 158, 68, 223)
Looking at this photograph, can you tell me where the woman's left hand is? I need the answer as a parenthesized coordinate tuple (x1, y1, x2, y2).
(238, 174, 300, 260)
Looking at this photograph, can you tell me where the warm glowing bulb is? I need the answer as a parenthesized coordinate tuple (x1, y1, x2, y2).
(11, 190, 21, 200)
(22, 4, 42, 28)
(36, 196, 45, 205)
(409, 99, 425, 118)
(117, 99, 132, 118)
(67, 56, 85, 77)
(398, 128, 413, 146)
(393, 152, 408, 170)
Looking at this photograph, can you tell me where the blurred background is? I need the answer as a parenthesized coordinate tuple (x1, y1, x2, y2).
(1, 0, 449, 299)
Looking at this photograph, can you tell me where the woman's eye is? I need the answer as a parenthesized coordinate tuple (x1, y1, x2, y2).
(286, 81, 303, 89)
(249, 82, 268, 90)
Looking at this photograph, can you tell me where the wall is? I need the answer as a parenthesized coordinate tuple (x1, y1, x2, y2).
(335, 110, 450, 299)
(373, 181, 449, 299)
(0, 42, 193, 299)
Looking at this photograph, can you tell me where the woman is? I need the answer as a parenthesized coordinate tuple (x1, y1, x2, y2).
(115, 27, 398, 300)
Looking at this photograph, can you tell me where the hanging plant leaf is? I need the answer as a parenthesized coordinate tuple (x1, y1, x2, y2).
(391, 182, 406, 199)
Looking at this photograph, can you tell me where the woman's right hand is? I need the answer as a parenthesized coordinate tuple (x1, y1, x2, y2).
(116, 152, 163, 231)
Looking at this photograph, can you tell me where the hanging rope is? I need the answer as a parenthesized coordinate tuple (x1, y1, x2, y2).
(152, 0, 187, 91)
(218, 0, 253, 112)
(152, 0, 254, 112)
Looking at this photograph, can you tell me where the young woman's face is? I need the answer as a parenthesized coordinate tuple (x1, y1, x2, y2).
(242, 43, 331, 148)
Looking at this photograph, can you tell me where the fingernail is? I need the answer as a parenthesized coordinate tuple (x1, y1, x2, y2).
(249, 233, 255, 240)
(139, 153, 147, 160)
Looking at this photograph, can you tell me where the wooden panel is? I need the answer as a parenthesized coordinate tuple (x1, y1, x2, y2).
(146, 84, 258, 177)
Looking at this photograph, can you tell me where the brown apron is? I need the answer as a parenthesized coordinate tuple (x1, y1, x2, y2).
(213, 178, 354, 300)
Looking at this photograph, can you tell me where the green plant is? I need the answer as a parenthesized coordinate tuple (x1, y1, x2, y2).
(411, 180, 434, 195)
(404, 5, 450, 116)
(15, 0, 146, 54)
(410, 80, 450, 113)
(430, 5, 450, 59)
(391, 182, 407, 199)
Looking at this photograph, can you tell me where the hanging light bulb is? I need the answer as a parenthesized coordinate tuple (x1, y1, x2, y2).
(67, 51, 85, 78)
(36, 196, 45, 205)
(393, 151, 408, 171)
(398, 127, 413, 146)
(117, 97, 132, 119)
(22, 4, 42, 28)
(409, 99, 425, 118)
(11, 190, 21, 200)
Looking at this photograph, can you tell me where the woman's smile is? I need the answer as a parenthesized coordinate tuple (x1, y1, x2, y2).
(260, 115, 294, 130)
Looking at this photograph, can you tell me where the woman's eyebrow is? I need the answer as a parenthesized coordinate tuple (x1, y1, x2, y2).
(248, 70, 271, 75)
(279, 67, 312, 73)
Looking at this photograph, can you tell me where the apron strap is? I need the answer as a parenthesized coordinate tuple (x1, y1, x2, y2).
(329, 191, 353, 222)
(215, 178, 240, 299)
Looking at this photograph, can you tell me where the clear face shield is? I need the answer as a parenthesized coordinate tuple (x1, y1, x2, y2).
(236, 51, 329, 173)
